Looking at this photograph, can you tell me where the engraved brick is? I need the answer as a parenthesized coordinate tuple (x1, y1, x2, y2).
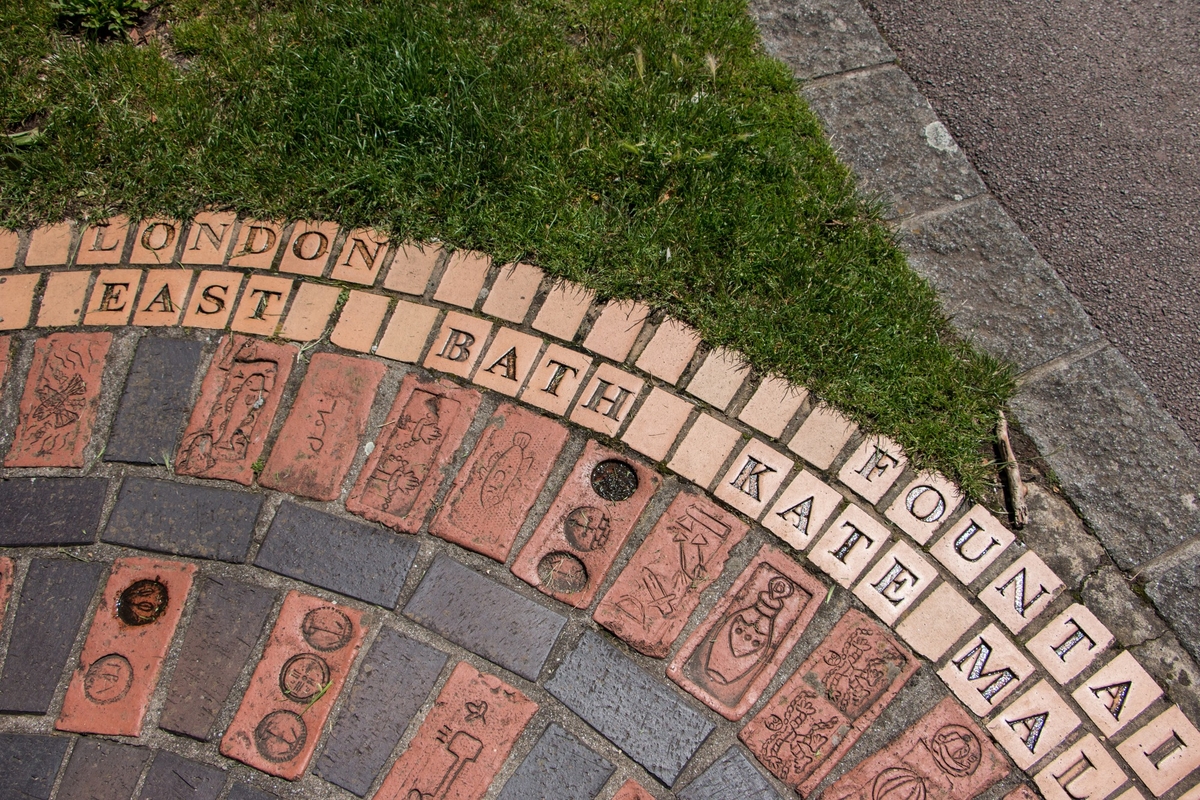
(1035, 734, 1126, 800)
(130, 218, 183, 264)
(182, 212, 236, 264)
(0, 477, 107, 546)
(740, 608, 918, 795)
(434, 249, 490, 308)
(896, 582, 981, 662)
(76, 216, 131, 265)
(375, 661, 538, 800)
(853, 540, 939, 625)
(103, 477, 262, 561)
(583, 299, 649, 362)
(1117, 706, 1200, 796)
(133, 269, 194, 326)
(331, 290, 389, 352)
(547, 630, 714, 785)
(1028, 604, 1114, 684)
(471, 325, 542, 396)
(668, 543, 824, 719)
(25, 222, 74, 267)
(939, 624, 1036, 716)
(788, 403, 858, 469)
(279, 221, 338, 276)
(230, 274, 293, 336)
(635, 318, 701, 384)
(668, 412, 741, 489)
(260, 353, 385, 500)
(686, 347, 750, 411)
(512, 441, 661, 608)
(176, 335, 296, 484)
(256, 501, 419, 607)
(1072, 651, 1163, 737)
(808, 503, 891, 587)
(980, 551, 1064, 633)
(83, 268, 142, 325)
(482, 262, 543, 323)
(762, 469, 843, 550)
(383, 242, 443, 294)
(885, 472, 964, 545)
(331, 228, 389, 284)
(423, 310, 492, 377)
(279, 281, 339, 341)
(929, 505, 1015, 586)
(159, 577, 276, 741)
(404, 554, 566, 680)
(347, 373, 480, 532)
(520, 342, 592, 415)
(496, 723, 615, 800)
(612, 778, 657, 800)
(570, 362, 645, 436)
(315, 629, 448, 797)
(6, 332, 111, 468)
(0, 228, 19, 270)
(0, 733, 70, 800)
(228, 219, 284, 269)
(431, 403, 569, 561)
(715, 439, 794, 519)
(596, 492, 751, 658)
(986, 680, 1080, 770)
(57, 739, 150, 800)
(181, 270, 242, 329)
(532, 280, 594, 341)
(374, 300, 440, 362)
(105, 337, 204, 465)
(0, 557, 12, 636)
(0, 559, 104, 713)
(57, 557, 195, 736)
(738, 376, 807, 438)
(822, 696, 1009, 800)
(137, 751, 226, 800)
(36, 269, 90, 326)
(838, 435, 908, 504)
(679, 746, 785, 800)
(0, 273, 41, 330)
(220, 591, 367, 780)
(621, 386, 694, 461)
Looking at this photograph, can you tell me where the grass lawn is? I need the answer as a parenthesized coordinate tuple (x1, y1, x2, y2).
(0, 0, 1013, 495)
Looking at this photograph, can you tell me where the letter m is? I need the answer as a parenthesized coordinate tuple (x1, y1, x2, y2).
(952, 638, 1018, 704)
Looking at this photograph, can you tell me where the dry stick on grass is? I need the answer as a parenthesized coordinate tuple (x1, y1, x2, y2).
(997, 410, 1029, 528)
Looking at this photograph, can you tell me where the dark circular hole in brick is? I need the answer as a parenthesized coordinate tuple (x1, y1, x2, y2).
(537, 551, 589, 594)
(590, 459, 638, 501)
(116, 578, 168, 626)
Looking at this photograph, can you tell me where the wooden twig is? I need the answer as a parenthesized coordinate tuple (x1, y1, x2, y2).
(997, 410, 1029, 528)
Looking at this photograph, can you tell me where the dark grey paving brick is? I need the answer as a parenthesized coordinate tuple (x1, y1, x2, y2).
(678, 746, 785, 800)
(496, 724, 614, 800)
(1012, 346, 1200, 569)
(752, 0, 894, 81)
(316, 628, 447, 796)
(227, 786, 279, 800)
(0, 558, 104, 714)
(159, 577, 277, 741)
(105, 336, 204, 465)
(403, 554, 566, 681)
(803, 66, 986, 218)
(103, 477, 263, 562)
(57, 739, 150, 800)
(546, 631, 715, 786)
(0, 734, 70, 800)
(900, 197, 1101, 372)
(137, 751, 226, 800)
(0, 478, 107, 546)
(255, 501, 418, 607)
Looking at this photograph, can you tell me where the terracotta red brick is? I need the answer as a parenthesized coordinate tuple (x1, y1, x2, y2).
(260, 353, 386, 501)
(471, 325, 542, 396)
(384, 242, 443, 294)
(822, 696, 1009, 800)
(595, 492, 750, 658)
(181, 212, 236, 265)
(175, 335, 297, 485)
(279, 282, 340, 342)
(512, 440, 661, 608)
(0, 273, 40, 330)
(669, 543, 825, 720)
(36, 270, 91, 327)
(374, 661, 538, 800)
(130, 218, 183, 264)
(180, 270, 243, 329)
(612, 779, 657, 800)
(431, 402, 569, 561)
(231, 275, 293, 336)
(6, 332, 112, 468)
(132, 269, 194, 326)
(0, 557, 13, 636)
(347, 373, 481, 532)
(279, 221, 338, 276)
(83, 268, 143, 326)
(25, 222, 74, 267)
(221, 591, 366, 780)
(0, 229, 18, 269)
(740, 608, 918, 795)
(57, 557, 196, 736)
(228, 219, 284, 269)
(330, 227, 389, 285)
(76, 216, 131, 265)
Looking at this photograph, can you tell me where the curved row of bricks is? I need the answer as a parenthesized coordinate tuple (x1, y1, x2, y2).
(0, 213, 1194, 800)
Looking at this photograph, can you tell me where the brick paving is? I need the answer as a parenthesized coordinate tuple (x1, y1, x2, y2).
(0, 223, 1195, 800)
